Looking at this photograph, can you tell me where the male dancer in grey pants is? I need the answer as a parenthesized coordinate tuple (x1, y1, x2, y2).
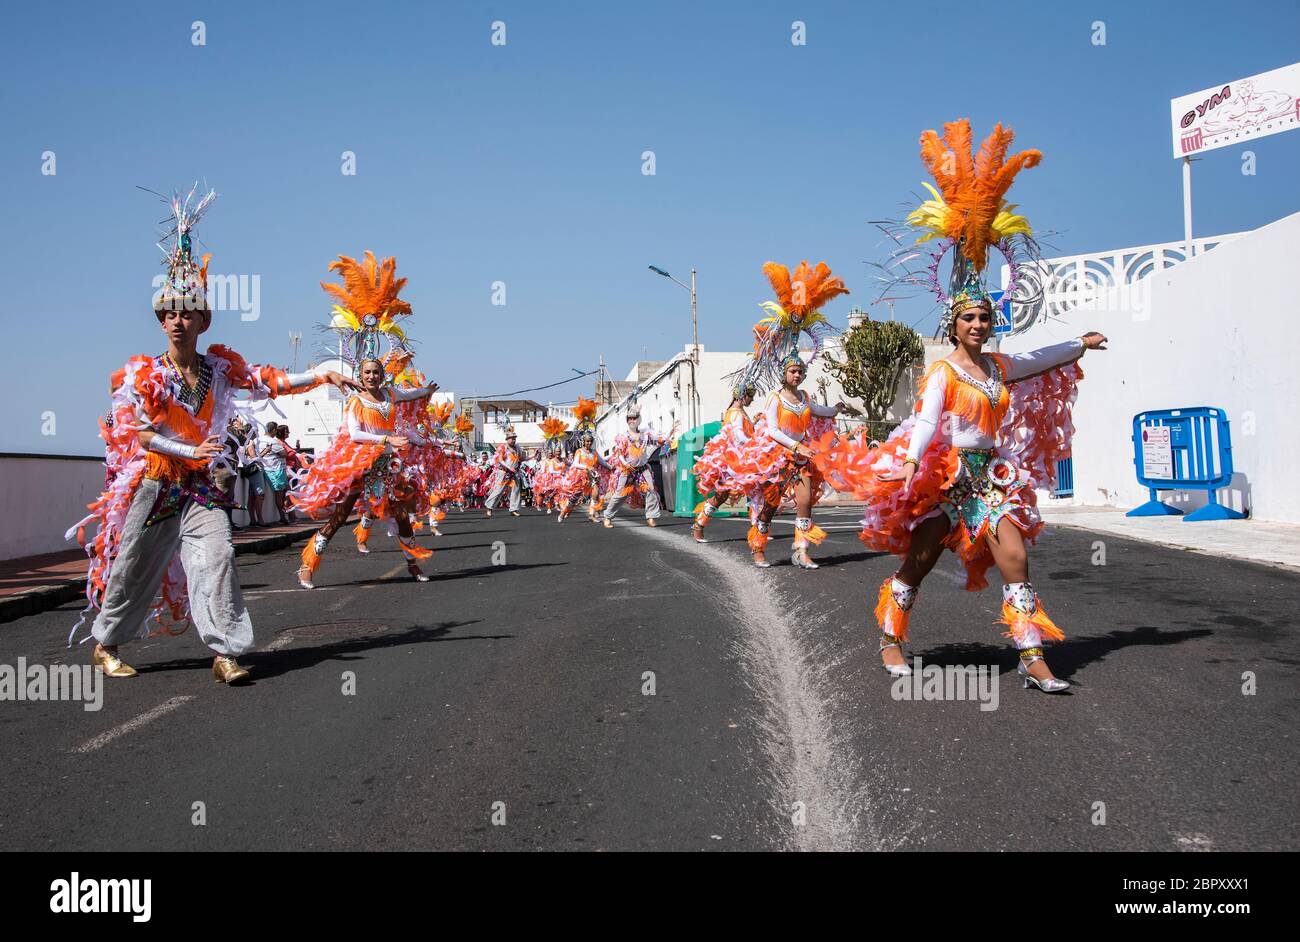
(82, 200, 355, 684)
(483, 425, 523, 516)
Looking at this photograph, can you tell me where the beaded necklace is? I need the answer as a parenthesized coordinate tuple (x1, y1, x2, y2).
(948, 355, 1003, 406)
(161, 352, 212, 412)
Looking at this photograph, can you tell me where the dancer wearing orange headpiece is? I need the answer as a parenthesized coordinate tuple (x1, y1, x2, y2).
(816, 119, 1108, 692)
(722, 261, 853, 568)
(292, 253, 439, 589)
(558, 398, 605, 522)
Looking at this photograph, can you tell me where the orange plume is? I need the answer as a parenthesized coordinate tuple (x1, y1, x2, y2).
(427, 400, 454, 426)
(454, 414, 475, 436)
(540, 416, 569, 440)
(918, 119, 1041, 271)
(573, 397, 599, 425)
(321, 251, 412, 317)
(762, 260, 849, 316)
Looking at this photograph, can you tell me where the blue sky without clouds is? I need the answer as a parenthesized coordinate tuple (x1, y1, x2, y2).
(1, 0, 1297, 454)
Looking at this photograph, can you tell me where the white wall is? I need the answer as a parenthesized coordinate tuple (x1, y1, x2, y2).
(1002, 211, 1300, 524)
(0, 456, 107, 559)
(594, 337, 932, 458)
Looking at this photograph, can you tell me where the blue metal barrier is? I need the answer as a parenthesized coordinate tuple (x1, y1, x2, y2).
(1053, 457, 1074, 498)
(1127, 407, 1245, 522)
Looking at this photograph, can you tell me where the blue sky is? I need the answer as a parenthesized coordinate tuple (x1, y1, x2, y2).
(2, 0, 1297, 454)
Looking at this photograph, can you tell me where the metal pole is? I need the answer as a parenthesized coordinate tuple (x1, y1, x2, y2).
(1183, 156, 1194, 260)
(690, 267, 699, 431)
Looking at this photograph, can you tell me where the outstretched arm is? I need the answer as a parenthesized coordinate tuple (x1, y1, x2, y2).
(391, 382, 440, 402)
(1000, 333, 1106, 382)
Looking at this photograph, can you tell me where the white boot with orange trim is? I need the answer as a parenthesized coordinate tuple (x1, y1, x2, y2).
(1001, 582, 1069, 693)
(297, 533, 329, 589)
(876, 574, 916, 677)
(790, 516, 827, 569)
(354, 516, 373, 554)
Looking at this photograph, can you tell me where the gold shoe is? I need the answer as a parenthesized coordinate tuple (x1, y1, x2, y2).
(92, 644, 138, 678)
(213, 656, 251, 685)
(646, 518, 657, 527)
(602, 518, 613, 529)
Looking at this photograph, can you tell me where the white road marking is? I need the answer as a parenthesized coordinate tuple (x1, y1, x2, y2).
(72, 696, 196, 754)
(641, 537, 878, 852)
(245, 586, 344, 599)
(1174, 832, 1215, 851)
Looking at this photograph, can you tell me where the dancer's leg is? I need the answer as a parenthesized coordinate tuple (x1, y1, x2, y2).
(985, 519, 1064, 685)
(878, 514, 951, 671)
(92, 480, 181, 667)
(642, 469, 661, 523)
(394, 509, 432, 581)
(178, 501, 254, 681)
(602, 473, 630, 525)
(298, 491, 359, 587)
(790, 470, 826, 567)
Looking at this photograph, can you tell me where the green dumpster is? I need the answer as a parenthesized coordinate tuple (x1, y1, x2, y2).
(672, 421, 748, 518)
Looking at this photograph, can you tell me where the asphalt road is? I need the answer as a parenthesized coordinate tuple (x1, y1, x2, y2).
(1, 505, 1296, 851)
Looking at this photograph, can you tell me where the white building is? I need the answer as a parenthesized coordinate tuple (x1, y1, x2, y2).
(1003, 212, 1299, 524)
(245, 357, 456, 455)
(593, 332, 933, 460)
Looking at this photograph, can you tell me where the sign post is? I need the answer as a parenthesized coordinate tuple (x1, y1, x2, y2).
(1170, 61, 1300, 260)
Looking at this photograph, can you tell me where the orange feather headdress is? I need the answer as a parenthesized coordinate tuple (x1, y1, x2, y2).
(454, 414, 475, 437)
(573, 397, 599, 430)
(540, 416, 569, 441)
(911, 119, 1041, 274)
(737, 260, 849, 391)
(321, 251, 415, 368)
(872, 118, 1046, 336)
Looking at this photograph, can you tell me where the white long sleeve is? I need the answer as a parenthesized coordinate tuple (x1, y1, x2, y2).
(346, 409, 388, 444)
(391, 385, 434, 402)
(1001, 339, 1084, 382)
(809, 400, 838, 418)
(905, 369, 947, 461)
(284, 366, 326, 388)
(764, 394, 801, 450)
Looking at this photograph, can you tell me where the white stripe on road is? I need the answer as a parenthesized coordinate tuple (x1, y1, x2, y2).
(72, 696, 196, 754)
(245, 586, 344, 599)
(640, 534, 877, 852)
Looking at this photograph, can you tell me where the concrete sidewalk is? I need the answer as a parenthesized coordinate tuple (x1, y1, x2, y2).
(1038, 505, 1300, 572)
(0, 520, 321, 624)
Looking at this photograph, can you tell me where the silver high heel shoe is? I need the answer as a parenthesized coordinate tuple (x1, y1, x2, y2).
(1018, 653, 1069, 693)
(791, 548, 819, 570)
(879, 634, 912, 677)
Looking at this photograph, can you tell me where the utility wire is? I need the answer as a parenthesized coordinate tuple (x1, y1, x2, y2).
(470, 368, 601, 400)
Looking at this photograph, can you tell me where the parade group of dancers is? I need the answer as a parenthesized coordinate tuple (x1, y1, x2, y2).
(72, 117, 1105, 694)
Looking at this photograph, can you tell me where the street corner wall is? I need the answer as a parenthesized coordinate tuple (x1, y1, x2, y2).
(1003, 212, 1300, 524)
(0, 456, 108, 560)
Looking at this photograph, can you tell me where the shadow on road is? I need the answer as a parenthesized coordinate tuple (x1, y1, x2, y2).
(811, 549, 891, 567)
(135, 619, 502, 682)
(913, 625, 1212, 682)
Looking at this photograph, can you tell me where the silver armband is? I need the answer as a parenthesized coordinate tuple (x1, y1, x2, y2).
(147, 435, 199, 459)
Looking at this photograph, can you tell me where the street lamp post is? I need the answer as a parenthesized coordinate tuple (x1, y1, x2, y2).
(648, 264, 700, 431)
